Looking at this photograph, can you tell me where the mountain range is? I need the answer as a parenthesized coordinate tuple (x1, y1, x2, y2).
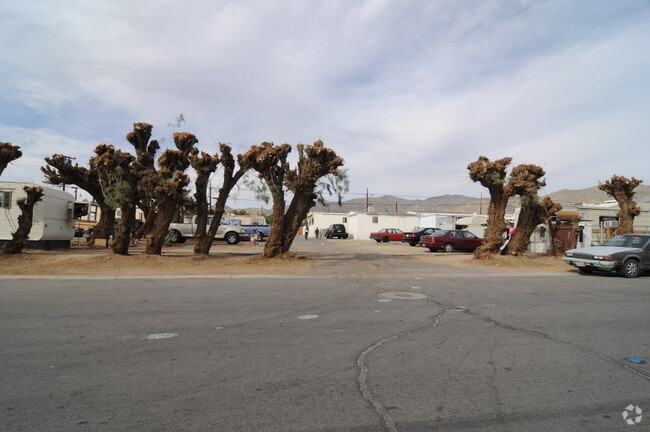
(230, 185, 650, 215)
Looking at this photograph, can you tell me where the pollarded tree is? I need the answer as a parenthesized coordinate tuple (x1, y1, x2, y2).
(144, 132, 196, 255)
(0, 142, 44, 255)
(281, 140, 345, 253)
(503, 164, 556, 255)
(0, 142, 23, 177)
(597, 175, 643, 234)
(125, 122, 161, 239)
(93, 144, 140, 255)
(194, 143, 251, 255)
(0, 186, 44, 254)
(467, 156, 514, 259)
(189, 148, 219, 242)
(241, 140, 344, 258)
(237, 142, 291, 258)
(42, 151, 116, 245)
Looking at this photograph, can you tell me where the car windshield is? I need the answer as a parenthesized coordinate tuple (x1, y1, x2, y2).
(432, 230, 448, 236)
(602, 235, 650, 248)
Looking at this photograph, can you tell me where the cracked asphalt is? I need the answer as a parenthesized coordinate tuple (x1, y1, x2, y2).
(1, 240, 649, 431)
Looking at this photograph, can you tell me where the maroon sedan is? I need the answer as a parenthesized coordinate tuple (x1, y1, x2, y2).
(419, 229, 484, 252)
(369, 228, 405, 242)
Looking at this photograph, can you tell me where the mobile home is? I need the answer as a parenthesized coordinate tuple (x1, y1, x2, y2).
(0, 181, 87, 249)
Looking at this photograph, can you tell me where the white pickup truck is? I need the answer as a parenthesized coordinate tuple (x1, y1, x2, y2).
(167, 215, 249, 244)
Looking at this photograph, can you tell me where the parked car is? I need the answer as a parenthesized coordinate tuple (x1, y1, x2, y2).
(419, 229, 484, 252)
(563, 234, 650, 278)
(370, 228, 405, 243)
(401, 227, 439, 246)
(325, 224, 348, 239)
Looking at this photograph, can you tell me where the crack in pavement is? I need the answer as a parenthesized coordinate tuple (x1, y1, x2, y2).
(348, 277, 649, 432)
(349, 277, 448, 432)
(459, 307, 650, 381)
(356, 308, 447, 432)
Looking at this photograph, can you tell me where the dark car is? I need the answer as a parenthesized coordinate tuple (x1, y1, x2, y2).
(563, 234, 650, 278)
(401, 227, 439, 246)
(419, 229, 484, 252)
(325, 224, 348, 239)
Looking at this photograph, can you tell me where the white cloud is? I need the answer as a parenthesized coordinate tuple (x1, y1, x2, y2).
(1, 0, 648, 202)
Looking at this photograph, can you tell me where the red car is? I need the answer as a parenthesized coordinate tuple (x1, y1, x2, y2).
(419, 229, 484, 252)
(369, 228, 405, 242)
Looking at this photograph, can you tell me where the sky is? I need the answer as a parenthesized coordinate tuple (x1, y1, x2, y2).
(1, 0, 649, 206)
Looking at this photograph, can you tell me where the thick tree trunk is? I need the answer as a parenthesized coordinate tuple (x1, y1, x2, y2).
(1, 187, 44, 254)
(133, 204, 151, 240)
(263, 186, 286, 258)
(474, 188, 508, 259)
(617, 202, 639, 234)
(144, 199, 177, 255)
(504, 204, 541, 255)
(280, 191, 315, 253)
(87, 204, 115, 246)
(193, 176, 209, 245)
(194, 182, 230, 255)
(112, 204, 136, 255)
(194, 205, 223, 256)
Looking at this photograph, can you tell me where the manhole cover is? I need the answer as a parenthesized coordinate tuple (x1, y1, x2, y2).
(378, 292, 427, 300)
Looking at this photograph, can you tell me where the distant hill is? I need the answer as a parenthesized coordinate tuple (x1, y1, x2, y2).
(226, 185, 650, 215)
(311, 194, 484, 214)
(546, 185, 650, 205)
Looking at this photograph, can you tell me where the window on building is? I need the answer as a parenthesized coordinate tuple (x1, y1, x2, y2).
(0, 191, 11, 209)
(342, 217, 347, 223)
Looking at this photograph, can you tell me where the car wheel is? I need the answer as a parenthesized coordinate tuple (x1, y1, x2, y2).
(409, 242, 417, 247)
(619, 259, 640, 278)
(578, 268, 593, 274)
(375, 239, 382, 243)
(428, 247, 437, 252)
(225, 232, 240, 245)
(382, 236, 389, 242)
(443, 243, 454, 253)
(168, 229, 183, 244)
(343, 234, 348, 239)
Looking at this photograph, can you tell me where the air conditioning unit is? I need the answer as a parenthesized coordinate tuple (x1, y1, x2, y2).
(603, 220, 619, 229)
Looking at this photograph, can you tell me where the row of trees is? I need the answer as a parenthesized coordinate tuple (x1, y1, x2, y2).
(467, 156, 643, 259)
(41, 123, 345, 258)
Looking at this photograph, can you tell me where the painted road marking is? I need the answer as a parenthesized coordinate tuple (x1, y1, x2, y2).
(145, 333, 177, 340)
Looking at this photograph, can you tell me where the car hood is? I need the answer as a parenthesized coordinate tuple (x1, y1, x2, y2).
(565, 246, 640, 256)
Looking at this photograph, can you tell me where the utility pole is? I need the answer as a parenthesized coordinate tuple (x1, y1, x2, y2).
(365, 188, 369, 212)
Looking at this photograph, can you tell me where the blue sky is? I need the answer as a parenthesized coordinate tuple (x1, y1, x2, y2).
(1, 0, 649, 204)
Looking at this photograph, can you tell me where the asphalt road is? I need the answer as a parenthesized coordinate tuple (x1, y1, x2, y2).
(1, 248, 649, 431)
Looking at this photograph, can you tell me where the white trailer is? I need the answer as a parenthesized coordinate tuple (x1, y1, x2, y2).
(0, 181, 86, 249)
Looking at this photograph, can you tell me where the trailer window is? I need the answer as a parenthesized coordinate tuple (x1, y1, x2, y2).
(0, 191, 11, 209)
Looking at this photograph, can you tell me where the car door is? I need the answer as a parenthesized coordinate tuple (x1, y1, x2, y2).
(642, 238, 650, 270)
(462, 231, 481, 250)
(448, 231, 461, 248)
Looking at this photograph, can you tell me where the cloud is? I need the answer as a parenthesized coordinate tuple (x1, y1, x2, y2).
(1, 0, 648, 202)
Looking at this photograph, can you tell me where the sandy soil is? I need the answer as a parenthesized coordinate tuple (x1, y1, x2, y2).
(0, 238, 571, 276)
(412, 252, 569, 273)
(0, 243, 310, 276)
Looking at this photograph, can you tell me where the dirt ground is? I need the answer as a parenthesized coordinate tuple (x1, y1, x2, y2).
(413, 252, 569, 273)
(0, 239, 571, 276)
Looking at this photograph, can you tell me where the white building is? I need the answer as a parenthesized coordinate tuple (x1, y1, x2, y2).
(306, 211, 488, 240)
